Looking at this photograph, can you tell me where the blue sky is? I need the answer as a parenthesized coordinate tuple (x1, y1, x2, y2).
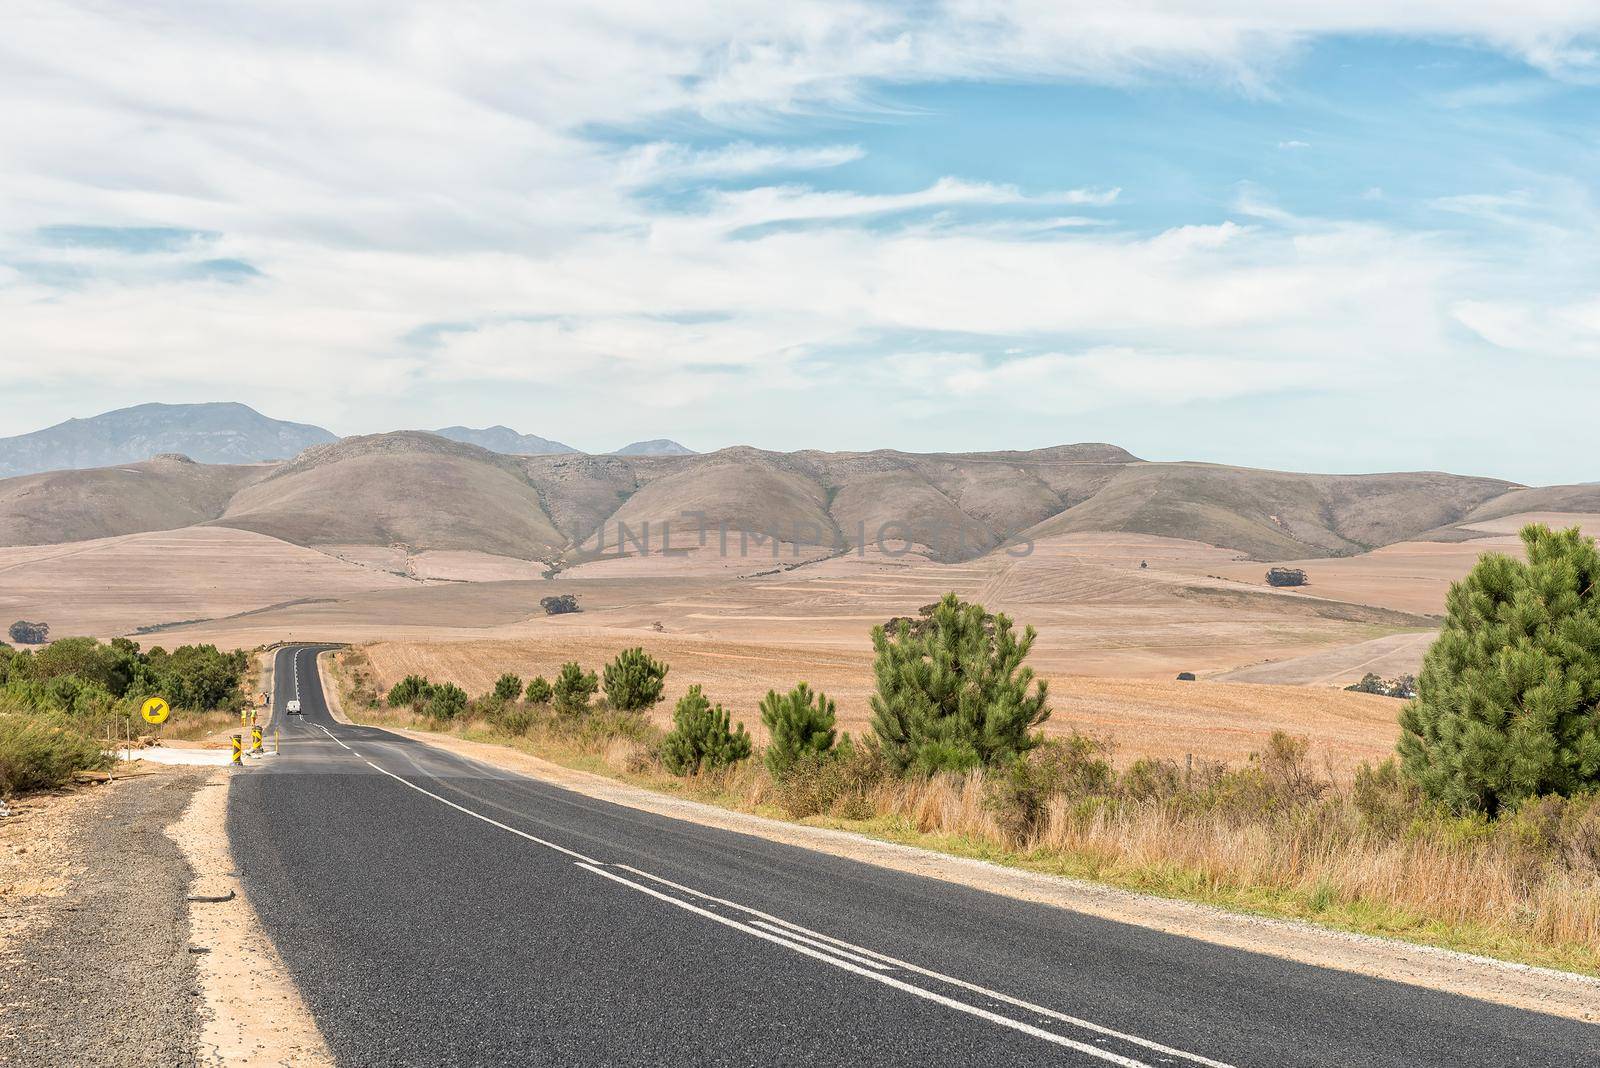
(2, 4, 1598, 482)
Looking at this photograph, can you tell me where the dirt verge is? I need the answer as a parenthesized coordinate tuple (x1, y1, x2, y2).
(168, 771, 333, 1067)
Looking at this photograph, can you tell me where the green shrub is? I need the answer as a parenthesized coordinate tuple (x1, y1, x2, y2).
(773, 744, 885, 819)
(493, 673, 524, 702)
(1120, 757, 1183, 801)
(1399, 524, 1600, 814)
(488, 702, 536, 736)
(602, 648, 669, 712)
(387, 674, 432, 707)
(869, 592, 1050, 775)
(0, 714, 107, 795)
(525, 676, 553, 704)
(988, 735, 1113, 840)
(424, 682, 469, 721)
(660, 685, 751, 775)
(760, 682, 842, 780)
(553, 662, 598, 716)
(145, 644, 249, 710)
(1351, 759, 1424, 837)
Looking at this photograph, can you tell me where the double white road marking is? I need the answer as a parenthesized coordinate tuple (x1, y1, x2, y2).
(353, 749, 1232, 1066)
(278, 648, 1232, 1067)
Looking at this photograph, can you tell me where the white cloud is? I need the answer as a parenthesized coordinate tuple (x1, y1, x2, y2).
(0, 1, 1596, 475)
(1454, 298, 1600, 359)
(617, 142, 866, 186)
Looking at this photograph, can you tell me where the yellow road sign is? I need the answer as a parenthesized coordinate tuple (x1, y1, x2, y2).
(140, 697, 170, 725)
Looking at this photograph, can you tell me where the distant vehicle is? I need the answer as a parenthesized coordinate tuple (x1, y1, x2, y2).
(286, 700, 302, 716)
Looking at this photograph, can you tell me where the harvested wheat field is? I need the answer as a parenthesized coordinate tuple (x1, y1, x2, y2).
(1163, 512, 1600, 617)
(0, 526, 416, 638)
(358, 631, 1406, 776)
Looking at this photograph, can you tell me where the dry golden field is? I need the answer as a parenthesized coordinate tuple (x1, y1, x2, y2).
(8, 509, 1594, 778)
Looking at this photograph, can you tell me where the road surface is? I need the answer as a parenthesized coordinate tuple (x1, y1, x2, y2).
(229, 645, 1596, 1066)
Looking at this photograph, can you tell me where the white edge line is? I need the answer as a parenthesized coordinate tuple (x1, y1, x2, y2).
(613, 864, 1233, 1068)
(363, 760, 600, 865)
(576, 862, 1153, 1068)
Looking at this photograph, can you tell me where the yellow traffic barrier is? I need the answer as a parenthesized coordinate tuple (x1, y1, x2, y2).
(231, 734, 243, 766)
(274, 728, 281, 755)
(251, 724, 263, 755)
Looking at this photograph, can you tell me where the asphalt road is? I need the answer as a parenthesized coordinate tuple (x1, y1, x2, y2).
(229, 645, 1597, 1067)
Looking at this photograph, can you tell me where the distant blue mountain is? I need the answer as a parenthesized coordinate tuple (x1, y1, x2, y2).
(0, 402, 337, 477)
(432, 425, 580, 456)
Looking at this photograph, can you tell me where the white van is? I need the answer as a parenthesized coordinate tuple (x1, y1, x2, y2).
(286, 700, 302, 716)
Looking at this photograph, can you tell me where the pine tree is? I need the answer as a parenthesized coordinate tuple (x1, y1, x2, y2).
(424, 682, 468, 721)
(552, 662, 598, 715)
(661, 685, 752, 774)
(760, 682, 841, 780)
(524, 676, 553, 704)
(602, 648, 669, 712)
(869, 592, 1050, 774)
(387, 674, 432, 707)
(493, 672, 524, 702)
(1399, 524, 1600, 814)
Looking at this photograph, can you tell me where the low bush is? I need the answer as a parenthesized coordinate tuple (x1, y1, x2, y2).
(525, 676, 553, 704)
(988, 735, 1113, 841)
(0, 713, 107, 795)
(660, 686, 751, 775)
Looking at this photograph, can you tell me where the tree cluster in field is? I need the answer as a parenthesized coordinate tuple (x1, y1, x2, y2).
(1345, 673, 1417, 699)
(1265, 567, 1308, 587)
(540, 594, 581, 616)
(7, 621, 48, 645)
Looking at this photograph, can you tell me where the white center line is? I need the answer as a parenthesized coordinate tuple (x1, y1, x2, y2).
(578, 862, 1156, 1068)
(615, 864, 1232, 1068)
(363, 760, 601, 865)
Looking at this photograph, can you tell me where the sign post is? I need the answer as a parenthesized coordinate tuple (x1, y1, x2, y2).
(140, 697, 170, 726)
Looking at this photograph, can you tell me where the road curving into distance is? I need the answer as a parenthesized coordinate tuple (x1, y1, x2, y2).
(228, 645, 1597, 1066)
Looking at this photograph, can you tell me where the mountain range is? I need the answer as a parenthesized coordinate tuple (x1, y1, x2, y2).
(0, 402, 336, 477)
(0, 404, 697, 478)
(3, 419, 1594, 564)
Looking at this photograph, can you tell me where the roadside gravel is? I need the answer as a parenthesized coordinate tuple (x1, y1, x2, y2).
(0, 771, 207, 1067)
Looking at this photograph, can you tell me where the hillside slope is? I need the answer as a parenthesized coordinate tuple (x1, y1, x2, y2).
(0, 455, 264, 545)
(0, 402, 335, 477)
(214, 433, 566, 560)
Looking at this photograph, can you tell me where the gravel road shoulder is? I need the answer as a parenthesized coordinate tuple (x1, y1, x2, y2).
(0, 769, 206, 1066)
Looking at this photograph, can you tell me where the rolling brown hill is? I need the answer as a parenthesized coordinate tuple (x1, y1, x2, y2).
(0, 454, 265, 546)
(0, 430, 1584, 565)
(214, 433, 566, 559)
